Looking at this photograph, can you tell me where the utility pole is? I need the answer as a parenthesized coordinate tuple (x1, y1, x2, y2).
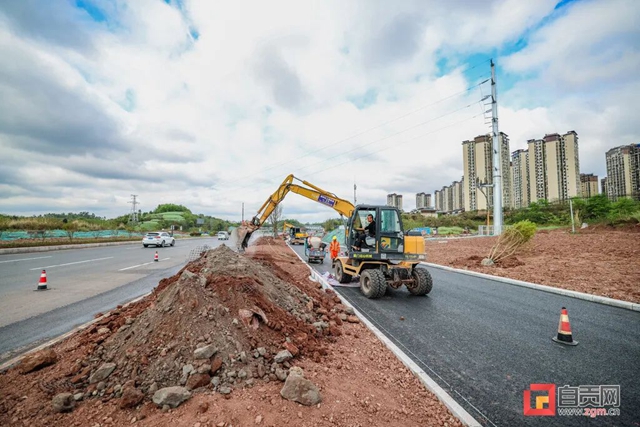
(242, 203, 244, 223)
(490, 59, 503, 235)
(128, 195, 139, 223)
(477, 178, 492, 229)
(354, 183, 357, 206)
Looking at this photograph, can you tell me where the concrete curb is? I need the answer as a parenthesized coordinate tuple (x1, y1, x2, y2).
(288, 245, 482, 427)
(0, 292, 152, 372)
(421, 262, 640, 312)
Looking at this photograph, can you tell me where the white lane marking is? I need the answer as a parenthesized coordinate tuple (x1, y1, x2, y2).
(0, 256, 52, 264)
(118, 257, 171, 271)
(30, 257, 114, 270)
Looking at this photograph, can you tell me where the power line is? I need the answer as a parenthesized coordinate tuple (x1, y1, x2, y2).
(289, 101, 482, 177)
(304, 112, 484, 177)
(214, 79, 490, 187)
(217, 98, 484, 195)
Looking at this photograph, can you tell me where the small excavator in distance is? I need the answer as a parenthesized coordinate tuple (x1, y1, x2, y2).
(282, 221, 307, 245)
(239, 174, 432, 299)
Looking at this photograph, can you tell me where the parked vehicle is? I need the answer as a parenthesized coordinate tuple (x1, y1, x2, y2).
(217, 231, 229, 240)
(143, 232, 175, 248)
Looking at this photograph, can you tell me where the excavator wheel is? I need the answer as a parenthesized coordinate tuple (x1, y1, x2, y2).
(360, 269, 387, 299)
(334, 261, 353, 284)
(407, 268, 433, 296)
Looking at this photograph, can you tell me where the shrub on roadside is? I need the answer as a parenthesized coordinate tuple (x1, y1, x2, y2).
(487, 220, 537, 263)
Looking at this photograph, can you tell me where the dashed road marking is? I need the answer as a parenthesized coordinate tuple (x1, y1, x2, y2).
(30, 257, 114, 271)
(0, 256, 52, 264)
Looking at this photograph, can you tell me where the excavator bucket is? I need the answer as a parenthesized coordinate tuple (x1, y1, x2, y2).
(233, 225, 253, 251)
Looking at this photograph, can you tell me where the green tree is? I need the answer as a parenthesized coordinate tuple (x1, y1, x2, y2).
(154, 204, 192, 214)
(610, 197, 638, 217)
(321, 218, 343, 233)
(585, 194, 611, 220)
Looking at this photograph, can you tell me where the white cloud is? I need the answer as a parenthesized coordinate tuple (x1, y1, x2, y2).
(0, 0, 638, 222)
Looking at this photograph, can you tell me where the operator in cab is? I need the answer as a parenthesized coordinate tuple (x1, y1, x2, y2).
(353, 214, 375, 251)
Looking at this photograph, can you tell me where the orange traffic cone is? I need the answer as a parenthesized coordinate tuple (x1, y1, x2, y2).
(37, 269, 48, 291)
(552, 307, 578, 346)
(154, 251, 159, 262)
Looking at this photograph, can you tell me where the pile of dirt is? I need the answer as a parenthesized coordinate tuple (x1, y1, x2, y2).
(0, 245, 346, 425)
(426, 227, 640, 303)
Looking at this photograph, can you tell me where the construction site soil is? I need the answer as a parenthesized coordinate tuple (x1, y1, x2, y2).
(425, 225, 640, 304)
(0, 239, 462, 427)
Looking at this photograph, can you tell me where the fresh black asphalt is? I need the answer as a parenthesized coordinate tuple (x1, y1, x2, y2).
(291, 245, 640, 427)
(0, 265, 182, 363)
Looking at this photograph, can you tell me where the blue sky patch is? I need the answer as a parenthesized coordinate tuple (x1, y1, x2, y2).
(119, 89, 136, 112)
(75, 0, 106, 22)
(348, 88, 378, 109)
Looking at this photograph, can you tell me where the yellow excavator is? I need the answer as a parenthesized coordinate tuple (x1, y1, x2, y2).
(282, 221, 307, 245)
(240, 174, 432, 299)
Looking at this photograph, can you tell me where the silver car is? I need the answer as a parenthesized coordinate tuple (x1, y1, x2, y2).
(143, 232, 175, 248)
(217, 231, 229, 240)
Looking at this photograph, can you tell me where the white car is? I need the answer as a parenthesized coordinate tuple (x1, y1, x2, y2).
(217, 231, 229, 240)
(143, 232, 175, 247)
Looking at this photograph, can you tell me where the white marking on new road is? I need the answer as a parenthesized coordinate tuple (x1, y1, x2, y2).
(29, 257, 114, 271)
(0, 256, 52, 264)
(118, 258, 171, 271)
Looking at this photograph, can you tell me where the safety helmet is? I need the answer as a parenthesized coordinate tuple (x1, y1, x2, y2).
(332, 236, 337, 240)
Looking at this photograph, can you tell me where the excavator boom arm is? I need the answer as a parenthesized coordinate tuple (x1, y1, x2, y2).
(250, 175, 355, 228)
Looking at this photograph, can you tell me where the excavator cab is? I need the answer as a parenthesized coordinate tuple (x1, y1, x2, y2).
(333, 204, 432, 299)
(346, 206, 405, 258)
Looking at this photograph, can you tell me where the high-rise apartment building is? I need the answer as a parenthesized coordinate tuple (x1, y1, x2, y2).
(605, 143, 640, 200)
(462, 133, 511, 211)
(527, 131, 581, 203)
(601, 177, 608, 195)
(432, 179, 464, 214)
(415, 192, 431, 209)
(580, 174, 599, 198)
(451, 179, 464, 212)
(511, 149, 530, 209)
(434, 189, 442, 211)
(386, 193, 403, 211)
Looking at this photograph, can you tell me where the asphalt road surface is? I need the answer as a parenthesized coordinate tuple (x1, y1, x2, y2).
(0, 237, 230, 361)
(290, 244, 640, 427)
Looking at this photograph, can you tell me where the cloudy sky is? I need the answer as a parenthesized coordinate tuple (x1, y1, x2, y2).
(1, 0, 638, 223)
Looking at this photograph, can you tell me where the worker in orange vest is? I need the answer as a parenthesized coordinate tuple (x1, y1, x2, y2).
(329, 236, 340, 260)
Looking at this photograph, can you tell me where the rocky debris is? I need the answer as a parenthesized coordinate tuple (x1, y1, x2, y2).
(283, 342, 299, 356)
(194, 344, 217, 360)
(280, 367, 322, 406)
(51, 393, 74, 413)
(186, 373, 211, 391)
(19, 348, 57, 374)
(119, 387, 144, 409)
(89, 363, 116, 384)
(152, 386, 191, 408)
(210, 357, 223, 374)
(273, 350, 292, 363)
(53, 244, 339, 408)
(346, 315, 360, 323)
(1, 242, 342, 423)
